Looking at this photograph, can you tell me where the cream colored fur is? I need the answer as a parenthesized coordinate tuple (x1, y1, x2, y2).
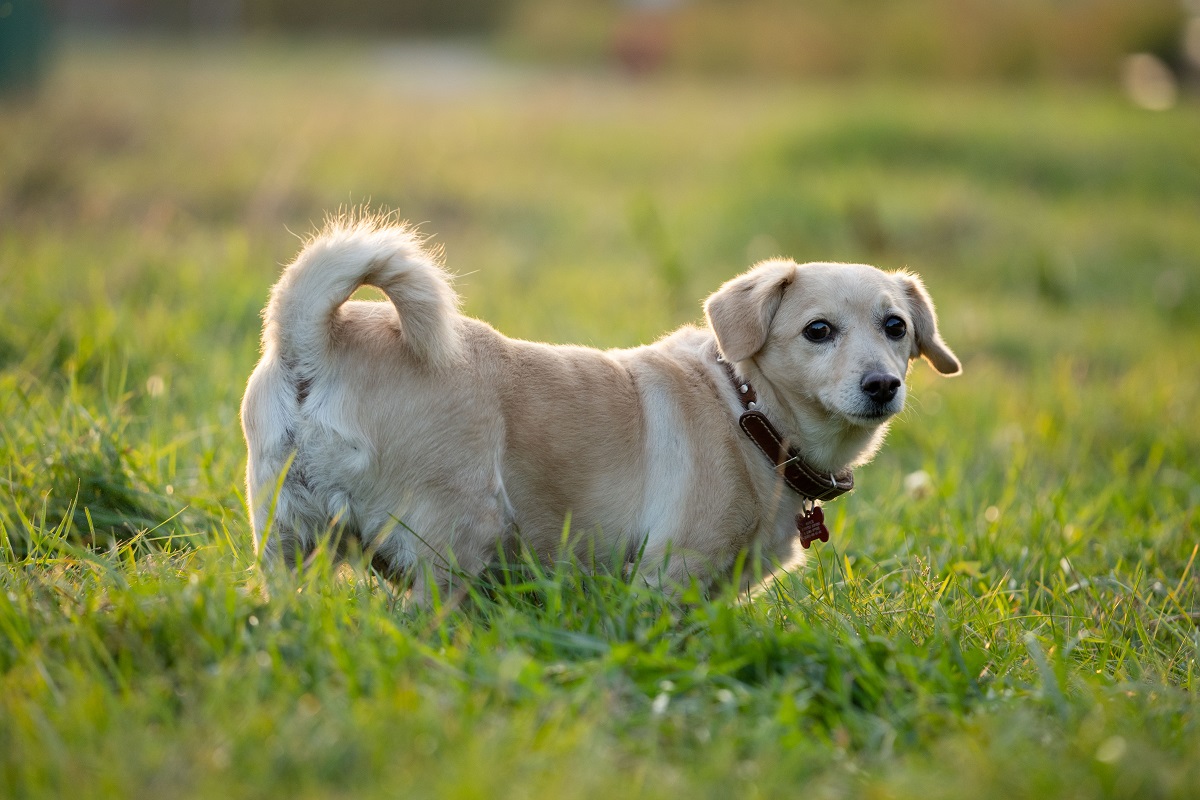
(242, 217, 960, 602)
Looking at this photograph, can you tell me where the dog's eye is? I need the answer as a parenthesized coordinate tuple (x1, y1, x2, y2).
(803, 320, 834, 342)
(883, 316, 907, 340)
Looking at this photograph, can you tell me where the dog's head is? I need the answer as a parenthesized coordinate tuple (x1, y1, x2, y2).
(705, 259, 960, 442)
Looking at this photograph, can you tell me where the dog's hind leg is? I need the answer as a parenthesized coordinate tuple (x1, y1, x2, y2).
(368, 492, 509, 609)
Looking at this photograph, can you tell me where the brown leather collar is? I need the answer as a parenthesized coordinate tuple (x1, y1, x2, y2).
(719, 355, 854, 503)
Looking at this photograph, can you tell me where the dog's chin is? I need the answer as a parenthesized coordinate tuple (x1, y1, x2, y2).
(842, 405, 900, 428)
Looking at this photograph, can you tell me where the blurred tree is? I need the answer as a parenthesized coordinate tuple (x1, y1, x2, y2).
(244, 0, 513, 35)
(54, 0, 515, 35)
(504, 0, 1187, 83)
(0, 0, 52, 95)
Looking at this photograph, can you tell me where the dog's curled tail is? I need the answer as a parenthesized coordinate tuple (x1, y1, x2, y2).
(264, 217, 462, 372)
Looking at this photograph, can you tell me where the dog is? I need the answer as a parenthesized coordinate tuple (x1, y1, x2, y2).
(241, 216, 960, 601)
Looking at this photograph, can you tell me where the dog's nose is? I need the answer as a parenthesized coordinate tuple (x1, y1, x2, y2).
(861, 372, 902, 404)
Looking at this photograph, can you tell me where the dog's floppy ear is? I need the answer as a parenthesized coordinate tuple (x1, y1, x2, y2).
(895, 272, 961, 376)
(704, 260, 797, 363)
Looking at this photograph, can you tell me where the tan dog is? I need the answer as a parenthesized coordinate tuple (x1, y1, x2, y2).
(242, 217, 960, 601)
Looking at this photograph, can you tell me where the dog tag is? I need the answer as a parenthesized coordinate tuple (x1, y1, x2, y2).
(796, 505, 829, 549)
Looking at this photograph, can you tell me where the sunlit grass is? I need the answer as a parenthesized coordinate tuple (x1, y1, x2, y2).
(1, 37, 1198, 798)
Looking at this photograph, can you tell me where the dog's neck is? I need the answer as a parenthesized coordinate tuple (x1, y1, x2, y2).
(717, 354, 857, 501)
(722, 354, 889, 474)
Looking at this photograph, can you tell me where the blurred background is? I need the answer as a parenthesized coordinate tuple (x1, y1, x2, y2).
(2, 1, 1199, 460)
(5, 0, 1196, 83)
(3, 1, 1198, 344)
(3, 1, 1198, 337)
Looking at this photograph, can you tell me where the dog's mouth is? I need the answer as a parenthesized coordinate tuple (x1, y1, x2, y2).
(814, 387, 903, 429)
(843, 403, 900, 426)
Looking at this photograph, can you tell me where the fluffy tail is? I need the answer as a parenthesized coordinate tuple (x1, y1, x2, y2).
(263, 216, 462, 372)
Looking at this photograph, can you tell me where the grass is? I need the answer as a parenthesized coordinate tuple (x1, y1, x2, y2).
(2, 36, 1199, 798)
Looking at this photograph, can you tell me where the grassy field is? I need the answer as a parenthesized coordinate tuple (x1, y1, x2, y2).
(2, 37, 1199, 798)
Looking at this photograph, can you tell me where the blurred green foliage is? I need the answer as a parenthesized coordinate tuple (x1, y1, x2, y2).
(58, 0, 511, 35)
(505, 0, 1187, 80)
(51, 0, 1190, 81)
(244, 0, 511, 35)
